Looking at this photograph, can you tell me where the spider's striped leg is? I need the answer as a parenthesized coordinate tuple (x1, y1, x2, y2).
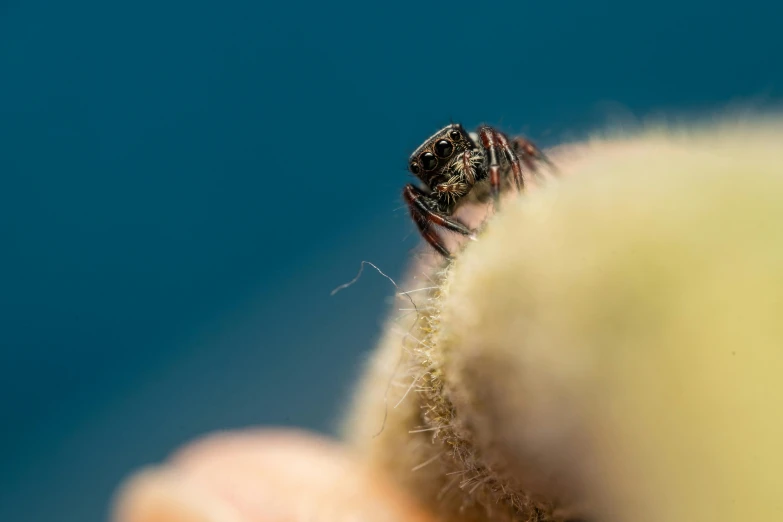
(495, 131, 525, 192)
(412, 214, 451, 259)
(403, 184, 475, 258)
(478, 126, 503, 206)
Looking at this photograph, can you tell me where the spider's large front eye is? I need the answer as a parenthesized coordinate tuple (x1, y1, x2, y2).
(420, 152, 438, 171)
(434, 139, 454, 158)
(410, 162, 420, 174)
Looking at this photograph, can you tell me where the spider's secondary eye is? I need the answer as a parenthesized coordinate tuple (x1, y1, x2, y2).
(434, 139, 454, 158)
(420, 152, 438, 171)
(410, 162, 420, 174)
(449, 129, 461, 141)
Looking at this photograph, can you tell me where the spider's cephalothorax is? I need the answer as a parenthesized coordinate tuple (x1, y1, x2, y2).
(403, 123, 553, 258)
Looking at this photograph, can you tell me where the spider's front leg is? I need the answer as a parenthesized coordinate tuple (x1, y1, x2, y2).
(403, 184, 475, 258)
(478, 126, 525, 206)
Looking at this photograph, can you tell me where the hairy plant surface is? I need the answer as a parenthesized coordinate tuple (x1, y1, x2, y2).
(345, 118, 783, 522)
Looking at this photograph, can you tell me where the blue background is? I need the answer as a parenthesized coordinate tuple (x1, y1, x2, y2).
(1, 1, 781, 520)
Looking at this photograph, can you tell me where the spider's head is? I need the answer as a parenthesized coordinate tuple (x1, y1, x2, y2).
(408, 123, 473, 186)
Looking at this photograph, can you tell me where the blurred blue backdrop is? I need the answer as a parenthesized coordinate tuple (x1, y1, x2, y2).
(1, 1, 781, 520)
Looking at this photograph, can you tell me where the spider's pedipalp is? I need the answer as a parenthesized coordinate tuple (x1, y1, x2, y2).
(451, 150, 482, 185)
(435, 177, 470, 204)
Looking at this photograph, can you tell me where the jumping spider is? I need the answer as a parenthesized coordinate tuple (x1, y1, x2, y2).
(403, 123, 553, 258)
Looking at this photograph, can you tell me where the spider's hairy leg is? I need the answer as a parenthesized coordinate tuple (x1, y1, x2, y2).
(495, 132, 525, 192)
(478, 126, 503, 206)
(453, 150, 479, 185)
(412, 214, 452, 259)
(403, 184, 475, 257)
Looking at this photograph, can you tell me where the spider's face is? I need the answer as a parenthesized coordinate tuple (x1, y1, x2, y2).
(408, 124, 473, 186)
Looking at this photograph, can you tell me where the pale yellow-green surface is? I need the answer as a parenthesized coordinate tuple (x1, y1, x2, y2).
(346, 119, 783, 522)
